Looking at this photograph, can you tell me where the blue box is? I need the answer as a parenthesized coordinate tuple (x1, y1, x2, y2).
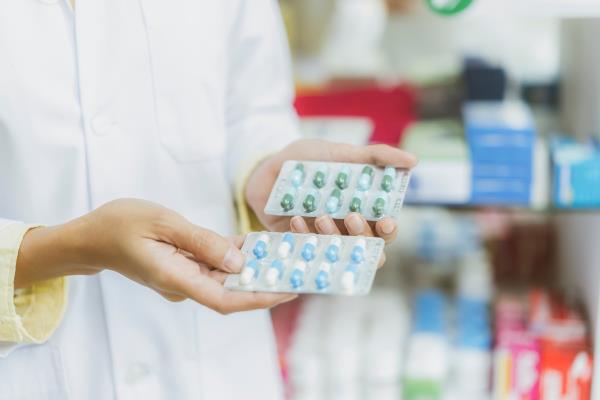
(464, 101, 536, 205)
(552, 136, 600, 208)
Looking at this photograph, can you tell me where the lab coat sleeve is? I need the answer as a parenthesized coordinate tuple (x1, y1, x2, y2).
(225, 0, 301, 187)
(0, 220, 67, 357)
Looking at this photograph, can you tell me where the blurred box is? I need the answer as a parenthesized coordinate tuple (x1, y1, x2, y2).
(463, 58, 507, 102)
(551, 136, 600, 208)
(294, 83, 416, 145)
(493, 330, 541, 400)
(539, 344, 593, 400)
(401, 120, 471, 205)
(464, 101, 536, 206)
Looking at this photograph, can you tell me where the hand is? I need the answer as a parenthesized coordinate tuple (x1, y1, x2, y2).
(15, 199, 296, 314)
(245, 139, 417, 244)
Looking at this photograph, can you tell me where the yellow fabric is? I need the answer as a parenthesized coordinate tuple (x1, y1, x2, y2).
(0, 223, 67, 343)
(235, 155, 271, 234)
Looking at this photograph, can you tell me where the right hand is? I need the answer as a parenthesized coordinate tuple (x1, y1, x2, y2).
(15, 199, 296, 314)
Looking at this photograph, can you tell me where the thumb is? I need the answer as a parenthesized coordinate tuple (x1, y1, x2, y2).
(169, 220, 245, 273)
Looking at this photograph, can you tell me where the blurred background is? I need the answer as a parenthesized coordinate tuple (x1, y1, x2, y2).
(269, 0, 600, 399)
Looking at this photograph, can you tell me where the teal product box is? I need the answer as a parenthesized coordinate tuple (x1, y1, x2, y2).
(552, 136, 600, 208)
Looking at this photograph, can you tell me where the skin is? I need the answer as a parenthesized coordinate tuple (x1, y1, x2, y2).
(15, 139, 416, 314)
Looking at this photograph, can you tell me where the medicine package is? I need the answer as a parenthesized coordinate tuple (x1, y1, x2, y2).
(224, 232, 384, 295)
(264, 161, 411, 221)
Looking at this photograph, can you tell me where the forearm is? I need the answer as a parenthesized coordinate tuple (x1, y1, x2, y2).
(14, 218, 101, 289)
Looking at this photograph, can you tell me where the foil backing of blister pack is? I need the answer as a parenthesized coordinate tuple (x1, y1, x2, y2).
(264, 161, 411, 221)
(224, 232, 384, 295)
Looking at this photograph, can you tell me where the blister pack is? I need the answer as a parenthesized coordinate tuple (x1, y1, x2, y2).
(224, 232, 384, 295)
(264, 161, 411, 221)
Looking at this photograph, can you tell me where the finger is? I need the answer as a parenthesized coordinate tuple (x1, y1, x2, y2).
(175, 271, 297, 314)
(314, 215, 341, 235)
(377, 252, 387, 269)
(170, 221, 245, 273)
(228, 235, 245, 249)
(375, 218, 398, 244)
(344, 213, 374, 237)
(158, 291, 187, 302)
(290, 216, 310, 233)
(328, 142, 418, 169)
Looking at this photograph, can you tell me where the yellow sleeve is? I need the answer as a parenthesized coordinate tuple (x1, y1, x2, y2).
(234, 155, 270, 234)
(0, 223, 68, 343)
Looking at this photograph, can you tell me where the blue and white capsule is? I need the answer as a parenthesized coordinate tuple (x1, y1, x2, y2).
(312, 164, 328, 189)
(325, 237, 342, 263)
(240, 259, 260, 286)
(357, 166, 374, 191)
(277, 233, 295, 258)
(350, 238, 367, 263)
(265, 259, 285, 286)
(341, 263, 359, 291)
(325, 188, 342, 214)
(289, 260, 307, 289)
(301, 236, 318, 262)
(380, 166, 396, 192)
(315, 262, 332, 290)
(253, 234, 270, 259)
(290, 163, 305, 188)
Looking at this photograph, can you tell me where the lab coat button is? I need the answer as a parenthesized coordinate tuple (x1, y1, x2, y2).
(91, 115, 117, 137)
(124, 362, 152, 384)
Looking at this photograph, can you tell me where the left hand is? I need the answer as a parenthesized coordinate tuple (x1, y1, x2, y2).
(245, 139, 417, 244)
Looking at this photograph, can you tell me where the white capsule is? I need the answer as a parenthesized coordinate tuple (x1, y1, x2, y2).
(257, 234, 270, 245)
(293, 260, 307, 272)
(240, 268, 256, 286)
(341, 271, 355, 291)
(278, 241, 292, 258)
(319, 262, 332, 273)
(355, 238, 367, 250)
(265, 268, 280, 286)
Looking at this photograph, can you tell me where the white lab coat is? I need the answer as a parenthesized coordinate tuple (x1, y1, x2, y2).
(0, 0, 299, 399)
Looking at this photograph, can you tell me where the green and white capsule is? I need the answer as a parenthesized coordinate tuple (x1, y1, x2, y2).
(312, 164, 328, 189)
(302, 189, 319, 213)
(372, 191, 388, 218)
(280, 187, 297, 212)
(290, 163, 305, 188)
(325, 188, 342, 214)
(348, 190, 364, 213)
(357, 166, 374, 191)
(335, 166, 351, 190)
(380, 166, 396, 193)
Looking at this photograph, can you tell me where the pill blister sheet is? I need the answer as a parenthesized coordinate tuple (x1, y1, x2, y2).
(224, 232, 384, 295)
(264, 161, 411, 221)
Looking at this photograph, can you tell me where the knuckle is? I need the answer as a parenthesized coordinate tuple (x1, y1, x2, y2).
(153, 270, 176, 289)
(191, 228, 220, 252)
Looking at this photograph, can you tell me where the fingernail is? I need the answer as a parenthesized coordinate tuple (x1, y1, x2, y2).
(315, 216, 335, 234)
(347, 213, 364, 234)
(291, 216, 307, 232)
(223, 246, 244, 273)
(381, 220, 395, 235)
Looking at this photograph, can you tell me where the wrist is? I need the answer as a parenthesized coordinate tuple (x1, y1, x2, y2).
(15, 218, 102, 288)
